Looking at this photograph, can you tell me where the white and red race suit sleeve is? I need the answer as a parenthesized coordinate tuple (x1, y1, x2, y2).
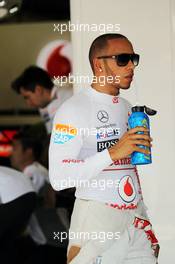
(49, 101, 113, 191)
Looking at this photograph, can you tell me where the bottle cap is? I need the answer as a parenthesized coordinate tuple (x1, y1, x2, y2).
(131, 106, 144, 112)
(144, 106, 157, 116)
(131, 105, 157, 116)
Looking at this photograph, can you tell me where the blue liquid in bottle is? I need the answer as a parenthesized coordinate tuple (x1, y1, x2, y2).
(128, 106, 152, 165)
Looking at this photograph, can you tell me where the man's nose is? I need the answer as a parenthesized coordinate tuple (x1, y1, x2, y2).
(127, 59, 136, 70)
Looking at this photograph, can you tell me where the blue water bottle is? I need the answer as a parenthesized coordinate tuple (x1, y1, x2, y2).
(128, 105, 157, 165)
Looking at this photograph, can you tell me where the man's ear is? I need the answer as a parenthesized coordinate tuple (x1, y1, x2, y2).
(25, 148, 34, 159)
(93, 58, 103, 73)
(35, 85, 43, 95)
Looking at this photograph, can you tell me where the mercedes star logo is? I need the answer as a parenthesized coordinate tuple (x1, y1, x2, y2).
(97, 110, 109, 123)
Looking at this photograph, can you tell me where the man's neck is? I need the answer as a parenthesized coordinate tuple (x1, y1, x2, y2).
(91, 83, 119, 96)
(41, 89, 53, 108)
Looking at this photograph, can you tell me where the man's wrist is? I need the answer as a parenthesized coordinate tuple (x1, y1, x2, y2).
(108, 147, 117, 162)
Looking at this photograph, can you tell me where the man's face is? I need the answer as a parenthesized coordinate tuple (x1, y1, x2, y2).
(97, 38, 136, 90)
(10, 139, 25, 170)
(20, 86, 48, 108)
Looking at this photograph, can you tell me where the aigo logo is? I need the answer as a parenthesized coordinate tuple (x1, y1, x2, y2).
(53, 124, 77, 144)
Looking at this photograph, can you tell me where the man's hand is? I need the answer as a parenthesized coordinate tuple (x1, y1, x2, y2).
(108, 126, 152, 161)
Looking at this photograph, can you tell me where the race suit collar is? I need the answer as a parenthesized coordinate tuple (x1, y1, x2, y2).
(50, 86, 58, 100)
(85, 87, 119, 105)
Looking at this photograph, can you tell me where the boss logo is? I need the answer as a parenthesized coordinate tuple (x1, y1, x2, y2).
(97, 139, 119, 152)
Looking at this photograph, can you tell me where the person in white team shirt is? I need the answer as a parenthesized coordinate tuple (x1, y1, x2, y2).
(11, 128, 49, 192)
(11, 66, 73, 134)
(49, 34, 159, 264)
(0, 166, 35, 253)
(10, 128, 52, 245)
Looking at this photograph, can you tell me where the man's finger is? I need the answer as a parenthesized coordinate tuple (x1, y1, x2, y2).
(133, 140, 152, 147)
(134, 146, 151, 155)
(131, 134, 152, 141)
(128, 126, 149, 135)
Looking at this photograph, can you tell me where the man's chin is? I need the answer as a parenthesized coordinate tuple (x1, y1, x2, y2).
(118, 85, 131, 90)
(114, 81, 132, 90)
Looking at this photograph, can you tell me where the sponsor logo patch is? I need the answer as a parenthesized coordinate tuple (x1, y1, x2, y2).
(118, 175, 136, 203)
(53, 124, 77, 144)
(97, 138, 119, 152)
(112, 96, 118, 104)
(97, 110, 109, 123)
(96, 128, 120, 140)
(62, 159, 84, 163)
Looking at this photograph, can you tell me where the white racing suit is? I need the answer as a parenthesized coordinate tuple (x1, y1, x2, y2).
(39, 85, 73, 134)
(68, 199, 158, 264)
(49, 87, 159, 264)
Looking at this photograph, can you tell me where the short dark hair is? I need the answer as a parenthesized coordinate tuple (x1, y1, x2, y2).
(89, 33, 128, 72)
(11, 66, 54, 94)
(13, 125, 46, 161)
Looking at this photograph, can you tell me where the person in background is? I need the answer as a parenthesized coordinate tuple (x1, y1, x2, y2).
(0, 166, 66, 264)
(11, 67, 75, 256)
(11, 65, 73, 134)
(10, 126, 55, 244)
(11, 66, 73, 169)
(0, 166, 36, 263)
(10, 126, 71, 254)
(10, 128, 49, 193)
